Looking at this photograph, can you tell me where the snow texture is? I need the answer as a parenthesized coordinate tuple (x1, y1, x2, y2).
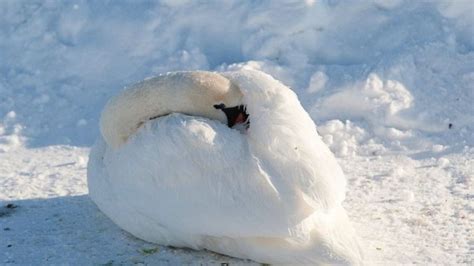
(0, 0, 473, 265)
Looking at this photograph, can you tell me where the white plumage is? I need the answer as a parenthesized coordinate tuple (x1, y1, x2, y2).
(88, 69, 363, 264)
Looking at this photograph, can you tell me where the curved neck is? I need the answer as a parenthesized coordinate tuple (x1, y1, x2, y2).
(100, 72, 238, 148)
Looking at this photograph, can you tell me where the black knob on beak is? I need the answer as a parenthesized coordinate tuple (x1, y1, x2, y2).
(213, 103, 226, 110)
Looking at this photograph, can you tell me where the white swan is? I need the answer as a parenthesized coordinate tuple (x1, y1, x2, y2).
(88, 70, 363, 265)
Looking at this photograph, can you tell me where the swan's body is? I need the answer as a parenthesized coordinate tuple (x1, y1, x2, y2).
(88, 70, 363, 264)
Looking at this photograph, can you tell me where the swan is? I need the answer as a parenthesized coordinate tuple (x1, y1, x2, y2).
(87, 70, 363, 265)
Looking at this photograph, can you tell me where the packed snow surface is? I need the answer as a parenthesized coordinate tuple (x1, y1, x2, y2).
(1, 0, 473, 264)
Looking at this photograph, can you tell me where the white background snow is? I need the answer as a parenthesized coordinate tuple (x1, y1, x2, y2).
(0, 0, 472, 264)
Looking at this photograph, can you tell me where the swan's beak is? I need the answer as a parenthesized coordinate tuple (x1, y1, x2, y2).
(214, 104, 249, 128)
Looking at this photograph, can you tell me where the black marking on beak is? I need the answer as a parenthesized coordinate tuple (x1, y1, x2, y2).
(214, 104, 249, 128)
(213, 103, 226, 110)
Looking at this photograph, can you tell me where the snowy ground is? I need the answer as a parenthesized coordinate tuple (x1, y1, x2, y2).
(1, 0, 473, 265)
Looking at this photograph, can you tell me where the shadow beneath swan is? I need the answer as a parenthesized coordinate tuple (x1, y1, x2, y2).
(0, 195, 257, 265)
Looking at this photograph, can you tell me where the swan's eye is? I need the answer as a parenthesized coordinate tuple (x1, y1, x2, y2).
(213, 103, 226, 110)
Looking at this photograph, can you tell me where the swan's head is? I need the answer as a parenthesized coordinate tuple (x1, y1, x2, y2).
(100, 71, 248, 148)
(173, 71, 248, 128)
(212, 104, 249, 128)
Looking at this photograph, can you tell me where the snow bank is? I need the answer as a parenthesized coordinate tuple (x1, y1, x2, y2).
(1, 0, 473, 150)
(314, 74, 415, 132)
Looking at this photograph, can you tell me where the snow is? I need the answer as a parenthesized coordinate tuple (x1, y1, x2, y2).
(1, 0, 473, 264)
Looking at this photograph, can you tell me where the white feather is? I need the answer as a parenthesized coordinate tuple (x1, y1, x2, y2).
(88, 69, 363, 265)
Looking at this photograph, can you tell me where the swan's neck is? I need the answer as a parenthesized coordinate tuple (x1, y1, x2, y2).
(100, 72, 240, 148)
